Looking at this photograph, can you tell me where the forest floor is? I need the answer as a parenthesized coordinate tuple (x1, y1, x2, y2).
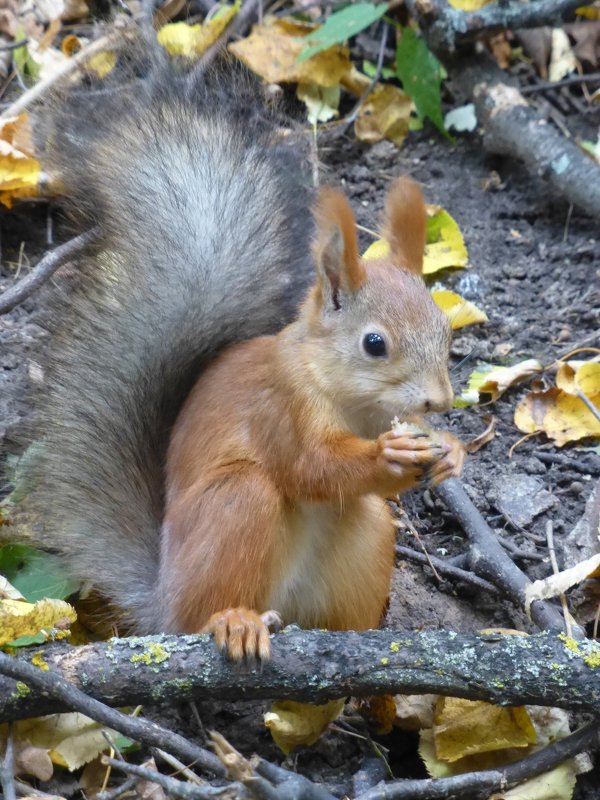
(1, 62, 599, 799)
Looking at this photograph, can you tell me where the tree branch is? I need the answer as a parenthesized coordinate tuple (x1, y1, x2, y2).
(1, 629, 599, 723)
(405, 0, 585, 54)
(0, 229, 98, 315)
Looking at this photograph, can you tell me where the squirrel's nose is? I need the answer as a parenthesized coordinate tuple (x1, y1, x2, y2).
(423, 380, 454, 413)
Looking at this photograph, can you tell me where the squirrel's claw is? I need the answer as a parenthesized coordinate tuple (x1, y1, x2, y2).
(203, 607, 275, 661)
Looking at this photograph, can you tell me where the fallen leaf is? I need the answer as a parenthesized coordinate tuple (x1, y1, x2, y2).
(396, 27, 447, 137)
(354, 82, 412, 146)
(433, 698, 536, 762)
(525, 553, 600, 613)
(444, 103, 477, 133)
(264, 699, 344, 755)
(424, 206, 469, 273)
(516, 28, 552, 78)
(4, 714, 119, 772)
(515, 386, 600, 446)
(431, 288, 488, 329)
(549, 28, 577, 82)
(556, 360, 600, 397)
(466, 415, 497, 453)
(565, 20, 600, 68)
(0, 597, 76, 645)
(354, 695, 396, 734)
(299, 1, 387, 61)
(392, 694, 436, 732)
(456, 359, 544, 406)
(229, 18, 352, 87)
(297, 83, 340, 124)
(158, 3, 239, 58)
(0, 113, 40, 208)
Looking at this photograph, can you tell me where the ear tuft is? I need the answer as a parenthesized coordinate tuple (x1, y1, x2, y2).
(313, 187, 365, 302)
(382, 177, 427, 275)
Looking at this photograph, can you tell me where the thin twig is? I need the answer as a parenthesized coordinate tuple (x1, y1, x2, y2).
(0, 228, 98, 315)
(344, 22, 389, 126)
(0, 28, 130, 121)
(521, 71, 600, 94)
(395, 544, 499, 593)
(153, 748, 204, 784)
(576, 389, 600, 424)
(356, 718, 600, 800)
(102, 758, 238, 800)
(0, 651, 225, 777)
(0, 39, 28, 52)
(96, 775, 139, 800)
(546, 520, 573, 638)
(435, 478, 583, 636)
(0, 724, 16, 800)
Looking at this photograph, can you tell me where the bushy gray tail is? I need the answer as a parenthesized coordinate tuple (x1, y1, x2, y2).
(20, 59, 314, 632)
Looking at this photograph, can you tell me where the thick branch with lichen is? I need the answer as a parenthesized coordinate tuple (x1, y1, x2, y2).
(1, 629, 599, 722)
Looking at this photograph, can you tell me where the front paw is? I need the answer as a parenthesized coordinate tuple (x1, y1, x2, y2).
(426, 432, 465, 485)
(203, 607, 280, 661)
(378, 430, 444, 479)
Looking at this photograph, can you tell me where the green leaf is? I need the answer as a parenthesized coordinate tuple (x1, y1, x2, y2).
(0, 544, 79, 602)
(6, 633, 47, 648)
(362, 59, 395, 80)
(112, 735, 141, 754)
(395, 27, 448, 138)
(299, 2, 388, 61)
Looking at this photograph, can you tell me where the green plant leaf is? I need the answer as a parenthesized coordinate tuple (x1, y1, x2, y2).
(395, 27, 448, 138)
(299, 2, 388, 61)
(0, 544, 79, 602)
(362, 59, 395, 80)
(6, 633, 47, 648)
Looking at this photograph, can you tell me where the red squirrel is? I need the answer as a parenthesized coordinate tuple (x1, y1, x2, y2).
(18, 64, 464, 657)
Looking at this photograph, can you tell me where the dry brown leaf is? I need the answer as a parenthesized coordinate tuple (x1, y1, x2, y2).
(264, 698, 345, 755)
(354, 83, 412, 147)
(392, 694, 436, 732)
(525, 553, 600, 612)
(515, 28, 552, 78)
(466, 415, 496, 453)
(565, 20, 600, 68)
(229, 18, 351, 87)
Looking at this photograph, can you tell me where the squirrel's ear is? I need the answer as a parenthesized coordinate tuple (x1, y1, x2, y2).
(381, 177, 427, 275)
(312, 188, 365, 308)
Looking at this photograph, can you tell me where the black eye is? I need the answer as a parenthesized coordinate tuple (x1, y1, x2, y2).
(363, 332, 387, 357)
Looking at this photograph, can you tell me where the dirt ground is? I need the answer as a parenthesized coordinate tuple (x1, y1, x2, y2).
(1, 71, 599, 797)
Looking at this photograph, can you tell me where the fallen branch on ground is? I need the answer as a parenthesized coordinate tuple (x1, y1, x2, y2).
(405, 0, 585, 54)
(447, 55, 600, 219)
(436, 478, 585, 635)
(1, 629, 599, 723)
(0, 229, 98, 315)
(356, 718, 600, 800)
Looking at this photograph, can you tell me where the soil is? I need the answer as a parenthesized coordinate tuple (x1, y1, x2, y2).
(1, 66, 599, 798)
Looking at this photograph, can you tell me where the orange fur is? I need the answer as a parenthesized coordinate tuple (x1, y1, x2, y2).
(161, 179, 463, 659)
(313, 188, 365, 298)
(382, 177, 427, 275)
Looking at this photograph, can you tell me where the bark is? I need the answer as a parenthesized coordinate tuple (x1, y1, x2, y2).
(1, 628, 599, 722)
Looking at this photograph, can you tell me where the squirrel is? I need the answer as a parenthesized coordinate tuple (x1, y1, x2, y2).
(18, 60, 465, 660)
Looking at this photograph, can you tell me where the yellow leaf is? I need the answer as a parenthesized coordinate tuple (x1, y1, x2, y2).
(431, 289, 488, 330)
(362, 238, 390, 261)
(87, 49, 117, 79)
(297, 83, 340, 124)
(448, 0, 493, 7)
(576, 4, 600, 18)
(515, 387, 600, 446)
(424, 207, 468, 274)
(556, 360, 600, 397)
(457, 359, 544, 406)
(2, 714, 118, 771)
(229, 18, 351, 87)
(158, 2, 240, 58)
(433, 698, 536, 762)
(354, 83, 412, 147)
(264, 698, 344, 755)
(0, 114, 40, 208)
(0, 597, 76, 645)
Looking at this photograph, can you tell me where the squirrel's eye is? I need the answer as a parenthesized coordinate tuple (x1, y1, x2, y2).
(363, 332, 387, 357)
